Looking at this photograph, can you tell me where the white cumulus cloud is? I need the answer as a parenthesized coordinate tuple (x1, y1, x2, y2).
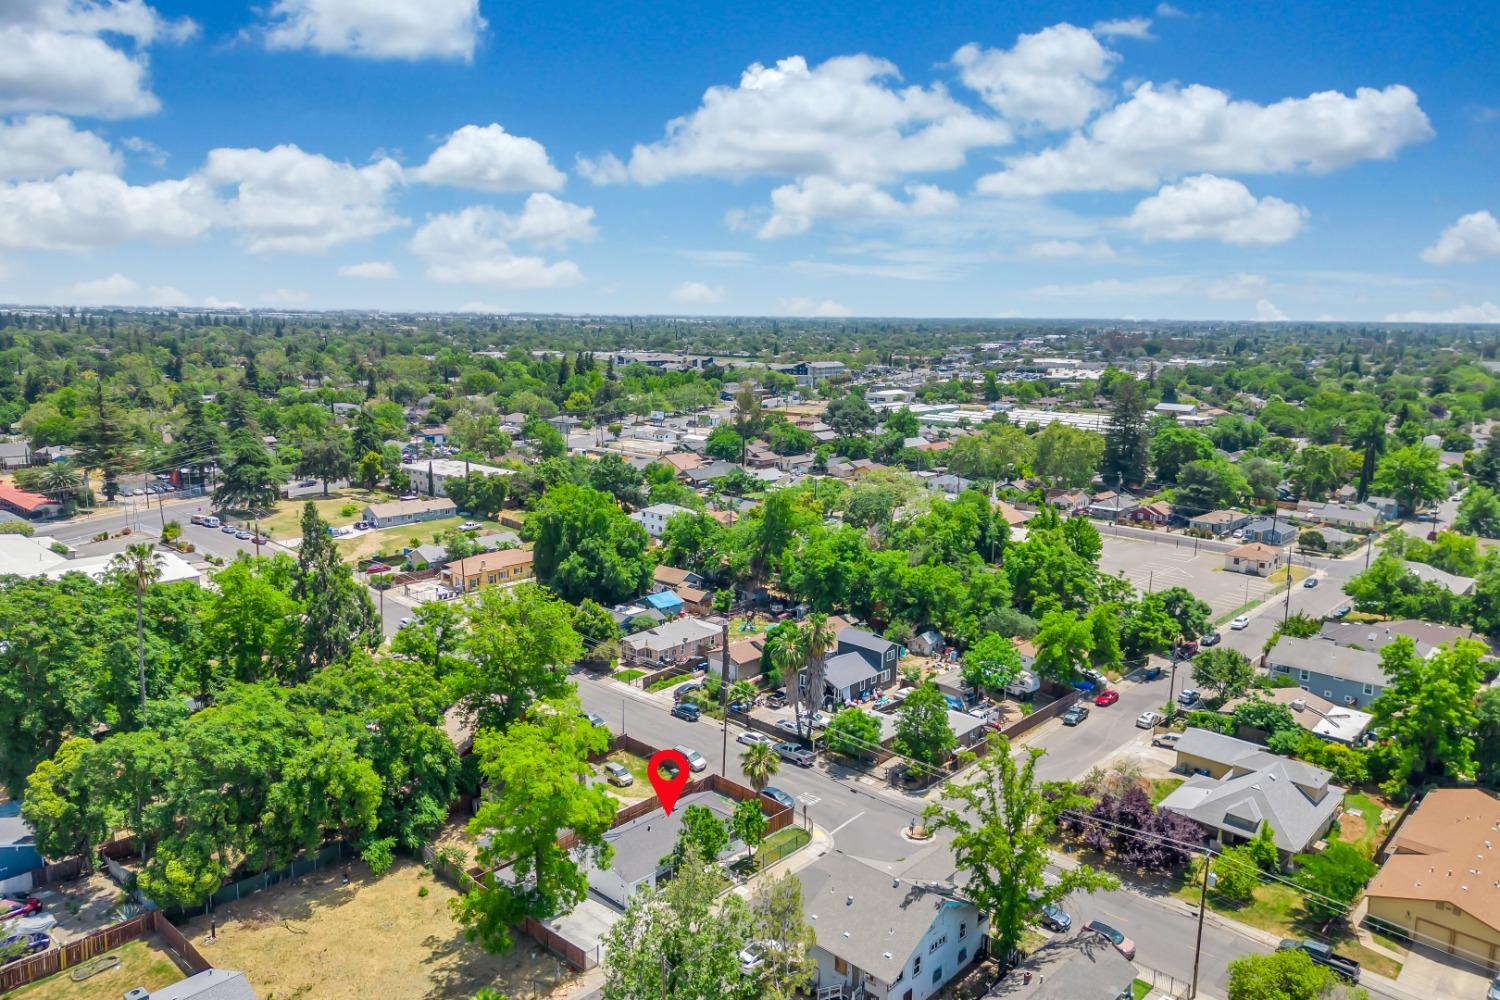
(1092, 17, 1154, 39)
(1385, 302, 1500, 324)
(199, 144, 406, 253)
(758, 178, 958, 238)
(588, 54, 1009, 186)
(0, 114, 118, 179)
(782, 296, 853, 317)
(671, 281, 725, 305)
(978, 82, 1432, 196)
(262, 0, 485, 61)
(337, 260, 397, 280)
(0, 1, 195, 119)
(0, 170, 213, 250)
(1021, 239, 1116, 259)
(1255, 298, 1287, 321)
(409, 198, 593, 289)
(1420, 211, 1500, 264)
(410, 123, 565, 193)
(67, 272, 189, 306)
(1124, 174, 1307, 244)
(954, 24, 1119, 129)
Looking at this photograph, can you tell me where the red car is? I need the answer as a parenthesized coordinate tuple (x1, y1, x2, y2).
(1, 898, 42, 921)
(1094, 690, 1120, 707)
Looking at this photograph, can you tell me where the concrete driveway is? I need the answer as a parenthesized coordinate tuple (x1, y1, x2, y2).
(1397, 943, 1493, 998)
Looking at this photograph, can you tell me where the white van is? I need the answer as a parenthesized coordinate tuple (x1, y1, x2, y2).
(204, 516, 221, 528)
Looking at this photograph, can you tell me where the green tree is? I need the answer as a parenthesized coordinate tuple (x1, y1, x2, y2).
(1455, 484, 1500, 538)
(824, 707, 882, 758)
(740, 740, 779, 791)
(946, 423, 1033, 481)
(356, 449, 385, 491)
(659, 512, 727, 576)
(1033, 608, 1094, 681)
(107, 543, 163, 718)
(1371, 637, 1485, 793)
(705, 425, 745, 461)
(825, 389, 877, 439)
(1192, 648, 1256, 701)
(1101, 376, 1149, 488)
(1226, 949, 1357, 1000)
(457, 583, 583, 732)
(1372, 443, 1445, 516)
(298, 434, 352, 495)
(1212, 844, 1262, 901)
(924, 734, 1119, 962)
(893, 682, 956, 768)
(730, 798, 767, 865)
(1150, 424, 1216, 484)
(1294, 841, 1377, 923)
(665, 803, 730, 871)
(527, 483, 653, 605)
(749, 872, 818, 1000)
(454, 700, 616, 954)
(790, 613, 836, 737)
(291, 502, 378, 679)
(1031, 423, 1105, 489)
(214, 430, 281, 511)
(76, 378, 135, 501)
(961, 633, 1023, 693)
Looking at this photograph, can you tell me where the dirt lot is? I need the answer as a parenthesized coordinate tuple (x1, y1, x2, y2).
(32, 873, 123, 943)
(9, 937, 183, 1000)
(180, 859, 584, 1000)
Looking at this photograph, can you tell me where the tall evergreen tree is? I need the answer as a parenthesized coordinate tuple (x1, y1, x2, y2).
(213, 430, 280, 511)
(290, 502, 378, 680)
(1101, 377, 1149, 488)
(76, 379, 134, 501)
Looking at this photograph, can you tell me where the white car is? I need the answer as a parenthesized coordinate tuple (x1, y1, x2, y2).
(1135, 710, 1163, 729)
(673, 745, 708, 772)
(1229, 615, 1250, 630)
(736, 731, 772, 748)
(460, 520, 482, 531)
(739, 941, 767, 975)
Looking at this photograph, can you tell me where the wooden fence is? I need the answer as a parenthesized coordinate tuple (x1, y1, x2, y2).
(0, 910, 213, 994)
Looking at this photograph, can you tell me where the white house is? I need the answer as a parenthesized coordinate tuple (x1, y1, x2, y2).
(399, 458, 513, 498)
(798, 852, 986, 1000)
(629, 503, 695, 539)
(362, 496, 457, 529)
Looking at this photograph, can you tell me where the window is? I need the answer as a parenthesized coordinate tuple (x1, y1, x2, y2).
(1363, 683, 1375, 696)
(1323, 690, 1333, 699)
(958, 947, 967, 965)
(959, 921, 967, 939)
(834, 956, 847, 974)
(929, 934, 946, 953)
(932, 967, 942, 984)
(1299, 669, 1310, 682)
(913, 956, 921, 976)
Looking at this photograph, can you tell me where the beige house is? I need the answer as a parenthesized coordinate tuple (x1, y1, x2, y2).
(1224, 542, 1283, 577)
(1366, 789, 1500, 970)
(362, 496, 456, 529)
(439, 549, 534, 592)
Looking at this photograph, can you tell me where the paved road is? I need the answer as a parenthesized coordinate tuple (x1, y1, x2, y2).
(1028, 667, 1174, 783)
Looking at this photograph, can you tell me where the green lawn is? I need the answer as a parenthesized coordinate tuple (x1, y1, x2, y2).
(1338, 793, 1387, 855)
(334, 515, 507, 563)
(613, 669, 645, 684)
(1131, 980, 1152, 1000)
(256, 490, 390, 538)
(1149, 778, 1184, 805)
(754, 826, 811, 869)
(9, 938, 182, 1000)
(598, 751, 654, 801)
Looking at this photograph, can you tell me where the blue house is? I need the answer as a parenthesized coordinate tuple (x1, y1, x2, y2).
(643, 590, 684, 618)
(0, 803, 41, 882)
(1244, 517, 1297, 546)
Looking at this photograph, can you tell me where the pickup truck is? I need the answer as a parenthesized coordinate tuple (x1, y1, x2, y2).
(1277, 939, 1360, 983)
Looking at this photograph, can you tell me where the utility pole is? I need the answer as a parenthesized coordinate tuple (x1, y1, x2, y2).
(719, 615, 730, 775)
(1282, 547, 1294, 626)
(1190, 848, 1214, 998)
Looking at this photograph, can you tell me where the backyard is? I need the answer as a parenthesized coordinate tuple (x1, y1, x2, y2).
(179, 858, 584, 1000)
(595, 750, 655, 803)
(8, 938, 183, 1000)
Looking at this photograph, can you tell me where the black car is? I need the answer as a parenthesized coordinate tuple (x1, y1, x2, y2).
(674, 682, 703, 702)
(0, 932, 49, 965)
(1061, 704, 1089, 726)
(670, 702, 702, 722)
(1278, 940, 1360, 983)
(1199, 631, 1222, 647)
(760, 786, 795, 810)
(774, 742, 815, 767)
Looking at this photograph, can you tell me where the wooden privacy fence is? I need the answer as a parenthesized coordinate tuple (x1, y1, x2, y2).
(0, 910, 210, 994)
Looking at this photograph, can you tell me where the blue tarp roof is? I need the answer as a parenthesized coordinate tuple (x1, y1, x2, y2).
(644, 591, 684, 611)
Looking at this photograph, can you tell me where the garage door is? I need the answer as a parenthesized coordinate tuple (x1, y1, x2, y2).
(1454, 931, 1497, 971)
(1415, 917, 1455, 952)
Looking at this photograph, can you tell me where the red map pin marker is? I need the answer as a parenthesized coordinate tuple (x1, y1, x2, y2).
(648, 749, 691, 815)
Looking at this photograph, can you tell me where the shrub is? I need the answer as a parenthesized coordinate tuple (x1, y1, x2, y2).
(361, 836, 396, 875)
(1212, 845, 1261, 902)
(417, 885, 429, 898)
(340, 503, 360, 517)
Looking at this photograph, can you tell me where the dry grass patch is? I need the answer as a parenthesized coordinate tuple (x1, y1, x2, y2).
(8, 937, 182, 1000)
(180, 859, 583, 1000)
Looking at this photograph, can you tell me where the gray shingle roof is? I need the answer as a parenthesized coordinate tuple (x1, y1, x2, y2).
(824, 651, 879, 692)
(1160, 759, 1344, 855)
(1266, 635, 1386, 687)
(148, 969, 259, 1000)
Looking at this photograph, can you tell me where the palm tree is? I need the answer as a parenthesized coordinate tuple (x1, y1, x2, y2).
(795, 613, 837, 738)
(727, 679, 758, 708)
(108, 543, 163, 716)
(740, 741, 779, 791)
(40, 462, 81, 499)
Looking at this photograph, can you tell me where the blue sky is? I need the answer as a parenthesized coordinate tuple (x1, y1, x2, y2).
(1, 0, 1497, 321)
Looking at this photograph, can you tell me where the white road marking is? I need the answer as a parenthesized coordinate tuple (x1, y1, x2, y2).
(829, 811, 865, 835)
(798, 793, 821, 806)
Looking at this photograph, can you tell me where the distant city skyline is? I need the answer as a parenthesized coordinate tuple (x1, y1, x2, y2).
(0, 0, 1496, 321)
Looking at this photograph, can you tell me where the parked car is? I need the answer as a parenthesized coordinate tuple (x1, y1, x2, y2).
(736, 731, 772, 748)
(1229, 615, 1250, 630)
(728, 701, 753, 715)
(1199, 631, 1222, 647)
(1085, 920, 1135, 960)
(673, 745, 708, 772)
(670, 702, 702, 722)
(774, 742, 815, 767)
(0, 932, 49, 965)
(1152, 732, 1182, 749)
(1037, 903, 1072, 932)
(674, 681, 703, 702)
(1277, 940, 1360, 983)
(774, 718, 803, 736)
(398, 617, 412, 629)
(1303, 577, 1319, 588)
(235, 530, 253, 540)
(1061, 704, 1090, 726)
(221, 522, 238, 533)
(251, 536, 268, 546)
(1177, 688, 1202, 707)
(1329, 604, 1352, 619)
(581, 712, 606, 729)
(460, 521, 482, 531)
(760, 787, 795, 810)
(1136, 710, 1163, 729)
(203, 516, 221, 528)
(1095, 690, 1120, 707)
(0, 898, 41, 921)
(807, 712, 829, 730)
(189, 514, 204, 525)
(602, 761, 633, 786)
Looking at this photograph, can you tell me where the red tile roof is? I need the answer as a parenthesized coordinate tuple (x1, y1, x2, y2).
(0, 483, 53, 512)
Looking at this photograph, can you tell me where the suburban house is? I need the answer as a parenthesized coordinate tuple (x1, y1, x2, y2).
(1045, 490, 1090, 515)
(0, 482, 62, 520)
(439, 549, 535, 592)
(1127, 501, 1174, 526)
(707, 637, 765, 683)
(1265, 634, 1387, 706)
(585, 791, 741, 908)
(629, 502, 696, 538)
(1160, 728, 1345, 861)
(909, 629, 945, 656)
(362, 496, 457, 529)
(1087, 491, 1139, 521)
(1243, 516, 1298, 546)
(927, 473, 974, 495)
(797, 851, 987, 1000)
(622, 617, 722, 665)
(821, 650, 886, 706)
(1303, 525, 1361, 554)
(0, 803, 40, 891)
(398, 458, 513, 497)
(1405, 560, 1477, 596)
(1364, 495, 1400, 520)
(685, 460, 739, 486)
(1296, 500, 1382, 532)
(1366, 789, 1500, 970)
(642, 590, 684, 618)
(659, 451, 702, 474)
(404, 542, 449, 571)
(654, 565, 705, 592)
(996, 936, 1137, 1000)
(1222, 689, 1373, 745)
(1188, 509, 1251, 536)
(837, 627, 901, 682)
(1319, 618, 1480, 659)
(1224, 542, 1284, 577)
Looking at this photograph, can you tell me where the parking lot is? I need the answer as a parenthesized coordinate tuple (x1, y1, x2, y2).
(1098, 536, 1274, 619)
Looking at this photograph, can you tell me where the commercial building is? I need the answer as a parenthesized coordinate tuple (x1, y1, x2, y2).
(398, 458, 513, 498)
